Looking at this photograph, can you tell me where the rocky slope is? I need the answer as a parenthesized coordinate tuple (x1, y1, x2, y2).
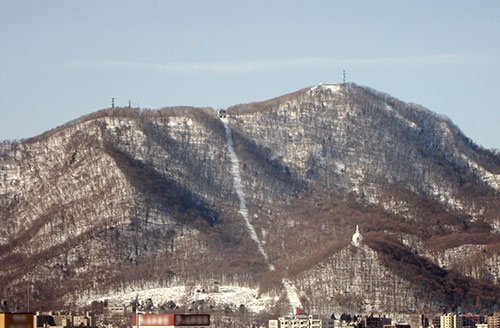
(0, 83, 499, 314)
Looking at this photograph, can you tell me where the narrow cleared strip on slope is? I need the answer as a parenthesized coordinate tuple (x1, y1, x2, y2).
(223, 119, 273, 269)
(222, 118, 302, 311)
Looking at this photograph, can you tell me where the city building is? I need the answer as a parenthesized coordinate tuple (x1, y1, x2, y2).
(441, 314, 458, 328)
(269, 314, 334, 328)
(0, 313, 34, 328)
(34, 312, 95, 328)
(105, 306, 125, 317)
(384, 324, 411, 328)
(131, 313, 210, 328)
(460, 313, 481, 328)
(309, 314, 334, 328)
(488, 312, 500, 328)
(364, 314, 392, 328)
(408, 314, 429, 328)
(431, 316, 441, 328)
(282, 314, 308, 328)
(34, 313, 56, 328)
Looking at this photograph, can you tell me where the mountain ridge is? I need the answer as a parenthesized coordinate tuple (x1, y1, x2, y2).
(0, 83, 499, 314)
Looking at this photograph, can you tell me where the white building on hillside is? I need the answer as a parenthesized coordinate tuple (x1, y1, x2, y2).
(352, 225, 363, 247)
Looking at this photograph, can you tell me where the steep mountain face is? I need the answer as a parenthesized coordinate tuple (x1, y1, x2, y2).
(0, 83, 499, 314)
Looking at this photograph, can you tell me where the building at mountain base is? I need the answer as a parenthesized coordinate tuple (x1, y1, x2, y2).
(268, 314, 334, 328)
(131, 313, 210, 328)
(0, 313, 34, 328)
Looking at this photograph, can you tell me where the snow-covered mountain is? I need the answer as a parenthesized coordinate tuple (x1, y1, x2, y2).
(0, 83, 499, 314)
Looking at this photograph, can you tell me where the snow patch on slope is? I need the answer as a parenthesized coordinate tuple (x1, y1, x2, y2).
(427, 180, 465, 211)
(78, 285, 277, 313)
(460, 153, 500, 191)
(282, 279, 302, 310)
(384, 105, 418, 130)
(310, 83, 341, 94)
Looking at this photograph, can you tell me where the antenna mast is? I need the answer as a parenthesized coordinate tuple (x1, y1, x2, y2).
(342, 70, 346, 84)
(27, 255, 30, 312)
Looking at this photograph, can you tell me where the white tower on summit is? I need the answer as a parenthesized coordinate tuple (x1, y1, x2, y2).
(352, 225, 363, 247)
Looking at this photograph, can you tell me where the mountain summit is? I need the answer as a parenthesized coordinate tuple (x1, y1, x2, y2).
(1, 83, 499, 313)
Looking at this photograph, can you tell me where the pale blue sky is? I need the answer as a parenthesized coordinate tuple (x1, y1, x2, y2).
(1, 1, 499, 149)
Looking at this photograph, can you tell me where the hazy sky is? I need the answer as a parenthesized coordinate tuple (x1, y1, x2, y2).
(1, 1, 499, 149)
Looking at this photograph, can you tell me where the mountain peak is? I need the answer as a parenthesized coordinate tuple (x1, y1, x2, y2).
(310, 82, 343, 92)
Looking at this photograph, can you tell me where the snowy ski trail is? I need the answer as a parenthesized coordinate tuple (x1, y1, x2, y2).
(222, 117, 302, 311)
(282, 279, 302, 310)
(222, 119, 274, 270)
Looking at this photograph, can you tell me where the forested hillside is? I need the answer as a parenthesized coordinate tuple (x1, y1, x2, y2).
(0, 83, 499, 314)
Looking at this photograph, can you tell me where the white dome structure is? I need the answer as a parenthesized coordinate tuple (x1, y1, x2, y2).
(352, 225, 363, 247)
